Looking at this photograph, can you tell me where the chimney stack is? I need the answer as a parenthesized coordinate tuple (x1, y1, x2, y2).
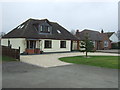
(101, 29, 104, 33)
(76, 29, 79, 36)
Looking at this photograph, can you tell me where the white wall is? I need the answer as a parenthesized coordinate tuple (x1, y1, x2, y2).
(110, 33, 118, 43)
(1, 38, 71, 53)
(72, 41, 78, 50)
(40, 39, 71, 52)
(1, 38, 26, 53)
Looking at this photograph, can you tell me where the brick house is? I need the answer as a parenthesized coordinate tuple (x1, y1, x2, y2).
(74, 29, 111, 50)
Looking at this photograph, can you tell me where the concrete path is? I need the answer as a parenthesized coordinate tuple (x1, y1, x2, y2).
(20, 52, 118, 68)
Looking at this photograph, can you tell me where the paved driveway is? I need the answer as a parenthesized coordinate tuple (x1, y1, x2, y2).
(2, 61, 118, 88)
(20, 52, 118, 68)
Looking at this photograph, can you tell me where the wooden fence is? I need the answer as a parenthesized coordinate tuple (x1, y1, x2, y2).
(2, 46, 20, 60)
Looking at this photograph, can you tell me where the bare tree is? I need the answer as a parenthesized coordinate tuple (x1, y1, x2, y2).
(0, 32, 6, 38)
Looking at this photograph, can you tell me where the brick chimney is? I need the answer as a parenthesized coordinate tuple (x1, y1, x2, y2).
(101, 29, 104, 33)
(76, 29, 79, 35)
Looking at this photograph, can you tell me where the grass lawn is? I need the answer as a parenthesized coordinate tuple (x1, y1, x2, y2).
(0, 56, 17, 62)
(59, 56, 119, 69)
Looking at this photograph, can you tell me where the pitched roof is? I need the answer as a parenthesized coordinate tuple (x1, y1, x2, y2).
(100, 33, 110, 41)
(3, 18, 78, 40)
(104, 32, 114, 38)
(76, 29, 103, 41)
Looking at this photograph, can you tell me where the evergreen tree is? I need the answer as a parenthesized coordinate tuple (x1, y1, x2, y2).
(80, 33, 94, 57)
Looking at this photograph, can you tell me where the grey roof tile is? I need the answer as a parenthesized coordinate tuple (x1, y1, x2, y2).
(3, 18, 78, 40)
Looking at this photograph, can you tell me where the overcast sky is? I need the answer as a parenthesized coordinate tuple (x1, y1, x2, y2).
(0, 0, 118, 33)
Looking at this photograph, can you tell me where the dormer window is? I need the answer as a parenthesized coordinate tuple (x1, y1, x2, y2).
(44, 26, 50, 32)
(40, 26, 43, 32)
(39, 25, 51, 33)
(33, 21, 52, 34)
(47, 26, 50, 32)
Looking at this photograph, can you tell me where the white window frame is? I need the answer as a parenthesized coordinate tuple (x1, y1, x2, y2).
(92, 41, 95, 47)
(60, 41, 66, 48)
(40, 26, 43, 32)
(44, 40, 52, 48)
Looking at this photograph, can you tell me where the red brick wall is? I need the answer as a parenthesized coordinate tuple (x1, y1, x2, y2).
(99, 33, 111, 50)
(26, 49, 35, 54)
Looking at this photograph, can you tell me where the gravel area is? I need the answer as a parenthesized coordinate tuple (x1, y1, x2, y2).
(20, 52, 118, 68)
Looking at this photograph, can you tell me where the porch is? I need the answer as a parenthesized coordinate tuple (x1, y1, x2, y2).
(25, 39, 43, 54)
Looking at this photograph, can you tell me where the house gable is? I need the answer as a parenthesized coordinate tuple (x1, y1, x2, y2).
(109, 33, 118, 43)
(104, 32, 118, 43)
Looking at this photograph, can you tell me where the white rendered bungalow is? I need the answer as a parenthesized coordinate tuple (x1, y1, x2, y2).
(1, 18, 78, 54)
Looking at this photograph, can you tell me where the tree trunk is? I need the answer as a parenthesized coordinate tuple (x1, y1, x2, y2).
(85, 44, 88, 57)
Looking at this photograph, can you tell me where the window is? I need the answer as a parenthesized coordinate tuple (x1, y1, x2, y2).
(27, 40, 36, 49)
(40, 26, 43, 32)
(57, 30, 61, 34)
(20, 25, 24, 28)
(17, 25, 22, 29)
(17, 25, 24, 29)
(45, 26, 49, 32)
(104, 41, 108, 47)
(92, 41, 95, 47)
(60, 41, 66, 48)
(44, 40, 52, 48)
(30, 41, 36, 49)
(39, 25, 51, 33)
(48, 27, 50, 32)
